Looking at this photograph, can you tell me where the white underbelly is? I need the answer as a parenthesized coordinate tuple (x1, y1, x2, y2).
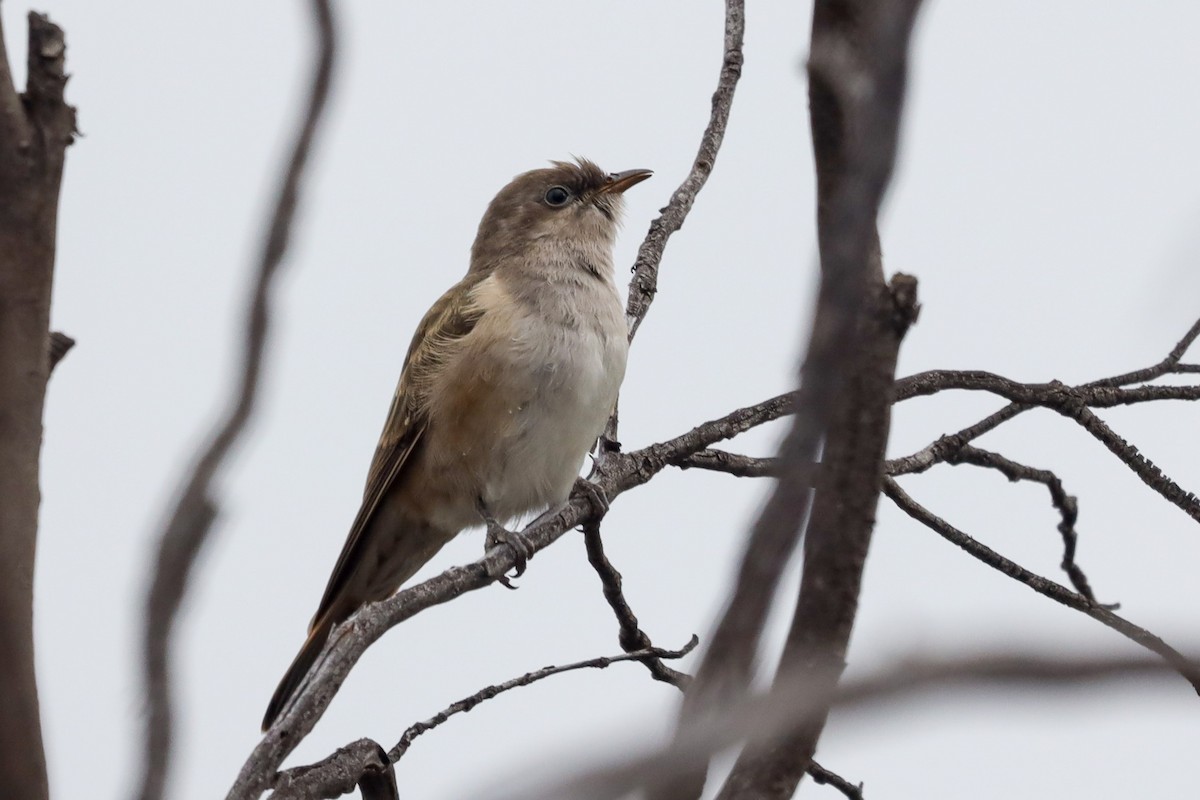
(482, 318, 625, 519)
(419, 269, 628, 530)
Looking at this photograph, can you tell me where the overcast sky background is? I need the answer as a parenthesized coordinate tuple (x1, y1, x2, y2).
(7, 0, 1200, 797)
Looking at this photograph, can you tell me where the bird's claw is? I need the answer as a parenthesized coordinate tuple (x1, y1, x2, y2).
(574, 476, 610, 516)
(484, 518, 532, 589)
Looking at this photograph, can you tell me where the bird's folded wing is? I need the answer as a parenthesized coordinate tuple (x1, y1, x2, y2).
(309, 272, 488, 631)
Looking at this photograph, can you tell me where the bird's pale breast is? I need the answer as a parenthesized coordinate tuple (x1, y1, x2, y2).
(417, 269, 627, 530)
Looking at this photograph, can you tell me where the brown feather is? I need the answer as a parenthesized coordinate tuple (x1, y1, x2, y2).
(261, 612, 336, 731)
(308, 272, 489, 632)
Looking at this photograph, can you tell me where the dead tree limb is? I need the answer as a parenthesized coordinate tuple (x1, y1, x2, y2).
(654, 3, 924, 799)
(135, 3, 337, 799)
(0, 11, 76, 800)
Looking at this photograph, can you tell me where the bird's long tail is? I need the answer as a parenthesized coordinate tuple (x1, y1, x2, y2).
(261, 612, 336, 731)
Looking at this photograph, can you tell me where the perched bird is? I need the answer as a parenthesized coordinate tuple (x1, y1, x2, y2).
(261, 158, 651, 731)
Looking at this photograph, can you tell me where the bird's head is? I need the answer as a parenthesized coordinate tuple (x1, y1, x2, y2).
(470, 158, 652, 273)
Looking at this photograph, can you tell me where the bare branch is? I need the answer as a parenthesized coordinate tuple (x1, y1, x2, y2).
(1056, 398, 1200, 525)
(678, 437, 1163, 618)
(582, 520, 693, 689)
(895, 369, 1200, 406)
(626, 391, 797, 482)
(390, 642, 696, 763)
(522, 650, 1191, 800)
(1085, 315, 1200, 388)
(882, 477, 1200, 692)
(889, 315, 1200, 476)
(942, 445, 1108, 605)
(673, 449, 782, 478)
(0, 12, 77, 800)
(270, 643, 697, 799)
(887, 403, 1028, 477)
(897, 374, 1200, 525)
(603, 0, 746, 452)
(137, 3, 337, 799)
(624, 0, 745, 342)
(888, 381, 1200, 505)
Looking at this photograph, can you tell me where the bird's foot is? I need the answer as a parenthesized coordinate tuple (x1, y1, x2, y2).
(485, 521, 533, 590)
(574, 476, 610, 517)
(478, 500, 532, 590)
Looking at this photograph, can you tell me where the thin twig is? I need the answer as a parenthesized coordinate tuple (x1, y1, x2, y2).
(1084, 316, 1200, 388)
(137, 3, 337, 799)
(1057, 398, 1200, 525)
(882, 477, 1200, 693)
(895, 370, 1200, 406)
(582, 520, 693, 689)
(889, 315, 1200, 476)
(899, 376, 1200, 525)
(887, 403, 1028, 477)
(808, 761, 864, 800)
(894, 317, 1200, 400)
(673, 449, 782, 478)
(946, 445, 1108, 605)
(390, 641, 696, 762)
(269, 643, 697, 798)
(624, 0, 745, 342)
(889, 378, 1200, 504)
(603, 0, 745, 451)
(627, 392, 797, 483)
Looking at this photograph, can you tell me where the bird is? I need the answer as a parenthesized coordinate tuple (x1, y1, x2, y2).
(261, 157, 652, 731)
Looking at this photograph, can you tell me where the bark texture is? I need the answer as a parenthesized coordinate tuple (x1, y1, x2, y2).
(0, 10, 76, 800)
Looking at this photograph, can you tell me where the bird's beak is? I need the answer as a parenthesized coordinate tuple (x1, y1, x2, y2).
(598, 168, 653, 195)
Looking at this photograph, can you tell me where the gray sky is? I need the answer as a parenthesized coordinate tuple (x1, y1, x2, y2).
(9, 0, 1200, 797)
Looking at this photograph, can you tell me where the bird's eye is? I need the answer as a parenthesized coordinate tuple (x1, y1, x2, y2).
(544, 186, 571, 207)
